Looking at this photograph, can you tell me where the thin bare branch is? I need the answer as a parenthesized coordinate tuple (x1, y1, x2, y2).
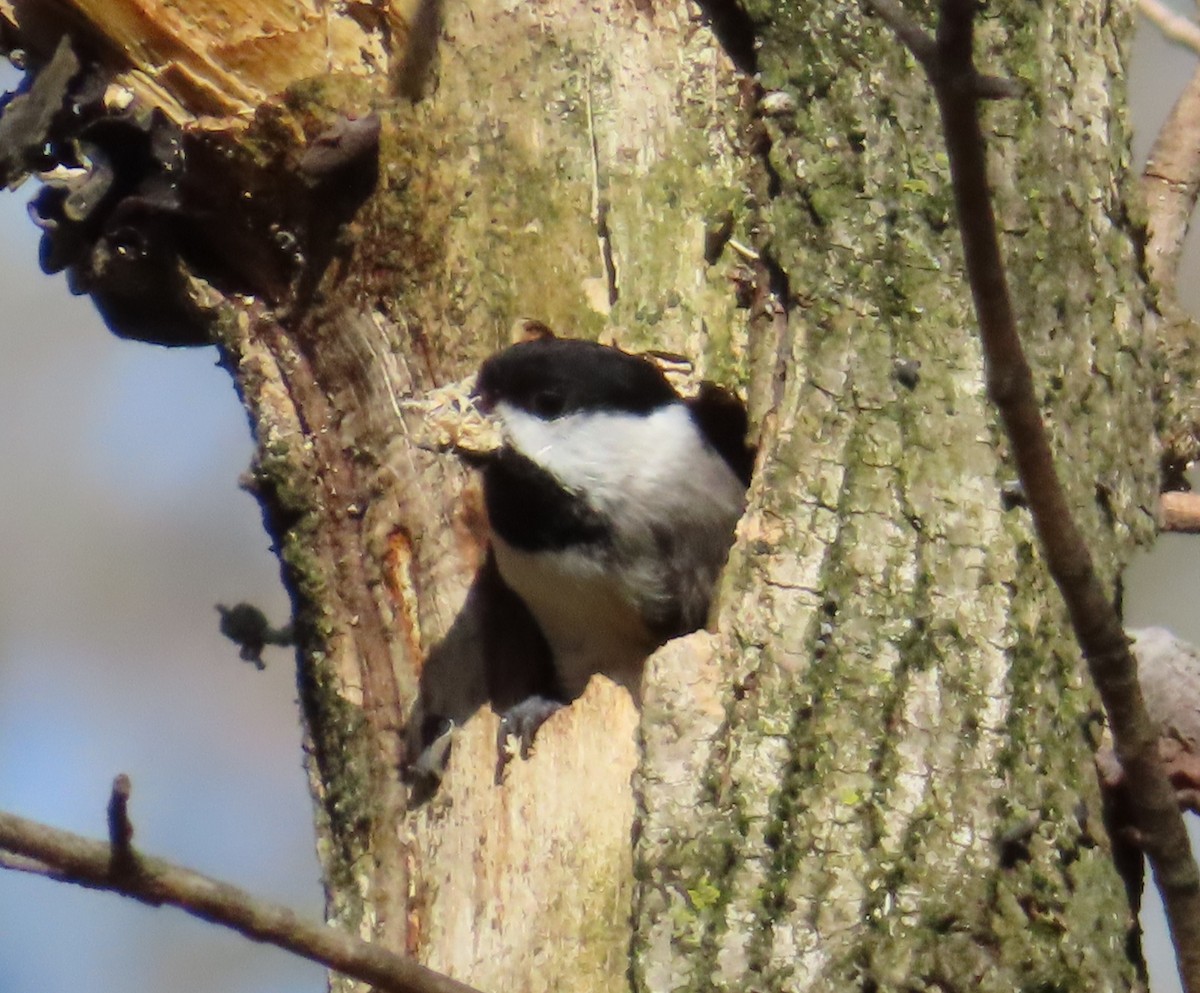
(867, 0, 1200, 989)
(866, 0, 1018, 98)
(1141, 0, 1200, 56)
(864, 0, 937, 66)
(0, 805, 484, 993)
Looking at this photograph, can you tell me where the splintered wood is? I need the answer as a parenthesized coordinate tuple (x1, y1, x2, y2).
(0, 0, 418, 122)
(404, 376, 502, 459)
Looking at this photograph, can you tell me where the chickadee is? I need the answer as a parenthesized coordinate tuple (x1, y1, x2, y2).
(472, 337, 753, 740)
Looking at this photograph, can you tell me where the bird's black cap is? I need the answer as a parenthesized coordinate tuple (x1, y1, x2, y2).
(474, 338, 679, 420)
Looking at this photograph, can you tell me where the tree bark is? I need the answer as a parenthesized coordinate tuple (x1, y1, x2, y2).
(0, 0, 1166, 991)
(632, 3, 1160, 990)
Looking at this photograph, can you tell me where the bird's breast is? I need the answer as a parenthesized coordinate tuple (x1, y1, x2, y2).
(490, 536, 657, 701)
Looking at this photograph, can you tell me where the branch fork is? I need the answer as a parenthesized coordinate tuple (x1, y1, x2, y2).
(866, 0, 1200, 989)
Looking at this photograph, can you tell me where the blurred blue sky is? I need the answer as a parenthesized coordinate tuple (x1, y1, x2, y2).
(0, 74, 323, 993)
(1, 15, 1200, 993)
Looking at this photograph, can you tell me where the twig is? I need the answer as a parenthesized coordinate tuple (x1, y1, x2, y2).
(867, 0, 937, 65)
(867, 0, 1020, 99)
(1140, 0, 1200, 56)
(106, 774, 136, 874)
(865, 1, 1200, 990)
(0, 802, 484, 993)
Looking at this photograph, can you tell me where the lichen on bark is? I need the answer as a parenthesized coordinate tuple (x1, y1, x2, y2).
(633, 1, 1157, 991)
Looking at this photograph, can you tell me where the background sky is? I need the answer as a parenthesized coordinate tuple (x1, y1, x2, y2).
(0, 63, 323, 993)
(2, 15, 1200, 993)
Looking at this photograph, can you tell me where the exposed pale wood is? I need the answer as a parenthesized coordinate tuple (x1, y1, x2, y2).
(409, 681, 639, 990)
(1140, 26, 1200, 468)
(1161, 491, 1200, 532)
(0, 0, 411, 120)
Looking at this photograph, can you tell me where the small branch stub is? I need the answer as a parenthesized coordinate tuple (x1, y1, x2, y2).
(106, 774, 136, 873)
(1161, 491, 1200, 533)
(0, 799, 485, 993)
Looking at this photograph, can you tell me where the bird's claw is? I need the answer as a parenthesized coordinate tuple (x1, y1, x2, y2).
(494, 696, 564, 783)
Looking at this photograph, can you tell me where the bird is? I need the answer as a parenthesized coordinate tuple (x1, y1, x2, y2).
(471, 336, 753, 751)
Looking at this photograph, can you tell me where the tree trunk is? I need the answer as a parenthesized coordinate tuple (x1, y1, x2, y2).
(633, 3, 1160, 990)
(0, 0, 1162, 991)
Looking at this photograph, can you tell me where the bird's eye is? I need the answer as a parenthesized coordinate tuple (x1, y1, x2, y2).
(531, 390, 566, 418)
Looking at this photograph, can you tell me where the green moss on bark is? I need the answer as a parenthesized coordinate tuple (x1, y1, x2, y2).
(634, 1, 1155, 990)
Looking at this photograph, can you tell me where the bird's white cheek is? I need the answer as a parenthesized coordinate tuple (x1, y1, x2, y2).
(496, 402, 729, 507)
